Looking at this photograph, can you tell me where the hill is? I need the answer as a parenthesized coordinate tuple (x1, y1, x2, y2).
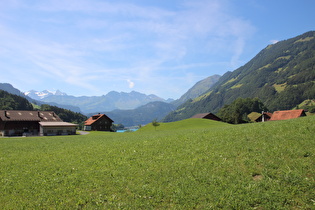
(138, 118, 231, 132)
(0, 89, 34, 110)
(164, 31, 315, 122)
(171, 74, 221, 107)
(0, 83, 35, 102)
(1, 116, 314, 209)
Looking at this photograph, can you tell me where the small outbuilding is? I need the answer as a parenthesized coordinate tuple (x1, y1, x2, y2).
(84, 113, 114, 131)
(191, 113, 222, 121)
(39, 122, 77, 136)
(270, 109, 306, 121)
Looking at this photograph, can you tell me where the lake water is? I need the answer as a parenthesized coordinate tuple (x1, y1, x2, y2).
(116, 129, 138, 133)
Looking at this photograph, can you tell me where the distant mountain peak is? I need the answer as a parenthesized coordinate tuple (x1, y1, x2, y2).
(24, 89, 67, 100)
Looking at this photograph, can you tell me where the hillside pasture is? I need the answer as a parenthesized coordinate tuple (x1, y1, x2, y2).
(1, 117, 314, 209)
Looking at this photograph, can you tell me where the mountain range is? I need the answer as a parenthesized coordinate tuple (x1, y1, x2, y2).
(25, 90, 172, 114)
(25, 90, 67, 100)
(163, 31, 315, 122)
(24, 74, 220, 115)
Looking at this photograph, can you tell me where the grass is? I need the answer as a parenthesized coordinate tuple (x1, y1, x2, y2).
(192, 91, 212, 103)
(230, 83, 243, 89)
(1, 117, 315, 209)
(273, 83, 287, 93)
(294, 36, 314, 43)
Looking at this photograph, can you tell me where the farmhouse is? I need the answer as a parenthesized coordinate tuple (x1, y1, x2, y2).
(270, 109, 306, 121)
(0, 110, 77, 136)
(84, 113, 114, 131)
(191, 113, 222, 121)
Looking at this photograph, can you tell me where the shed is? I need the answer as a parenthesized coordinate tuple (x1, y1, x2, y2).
(191, 113, 222, 121)
(84, 113, 114, 131)
(39, 122, 78, 136)
(270, 109, 306, 121)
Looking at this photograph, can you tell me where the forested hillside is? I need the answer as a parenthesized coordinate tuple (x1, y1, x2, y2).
(164, 31, 315, 122)
(0, 90, 33, 110)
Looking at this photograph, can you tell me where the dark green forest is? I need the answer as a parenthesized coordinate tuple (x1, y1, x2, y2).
(0, 90, 33, 110)
(163, 31, 315, 122)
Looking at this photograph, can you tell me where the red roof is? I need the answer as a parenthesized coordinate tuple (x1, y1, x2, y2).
(85, 114, 113, 126)
(270, 109, 306, 121)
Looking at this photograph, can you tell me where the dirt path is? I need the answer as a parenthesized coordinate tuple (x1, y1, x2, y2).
(78, 131, 90, 135)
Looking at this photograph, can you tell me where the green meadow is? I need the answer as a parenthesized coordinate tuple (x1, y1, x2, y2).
(1, 117, 315, 209)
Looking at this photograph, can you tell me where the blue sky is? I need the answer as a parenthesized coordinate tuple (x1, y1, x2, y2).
(0, 0, 314, 99)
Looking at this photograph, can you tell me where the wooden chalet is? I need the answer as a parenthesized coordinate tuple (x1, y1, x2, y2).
(270, 109, 306, 121)
(0, 110, 77, 136)
(191, 113, 222, 121)
(84, 113, 114, 131)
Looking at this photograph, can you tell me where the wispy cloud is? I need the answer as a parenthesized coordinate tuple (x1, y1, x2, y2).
(270, 40, 279, 44)
(0, 0, 255, 98)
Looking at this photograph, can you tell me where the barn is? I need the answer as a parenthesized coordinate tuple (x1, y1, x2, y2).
(270, 109, 306, 121)
(84, 113, 114, 131)
(0, 110, 77, 136)
(191, 113, 222, 121)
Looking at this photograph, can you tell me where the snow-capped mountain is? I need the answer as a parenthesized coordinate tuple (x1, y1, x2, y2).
(24, 90, 67, 100)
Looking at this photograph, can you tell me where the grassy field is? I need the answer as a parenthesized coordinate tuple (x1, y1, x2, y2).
(1, 117, 315, 209)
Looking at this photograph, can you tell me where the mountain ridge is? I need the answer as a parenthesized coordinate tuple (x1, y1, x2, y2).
(171, 74, 221, 107)
(163, 31, 315, 122)
(31, 90, 171, 114)
(25, 89, 67, 100)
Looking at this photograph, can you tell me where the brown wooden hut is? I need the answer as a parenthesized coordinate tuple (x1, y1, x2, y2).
(84, 113, 114, 131)
(191, 113, 222, 121)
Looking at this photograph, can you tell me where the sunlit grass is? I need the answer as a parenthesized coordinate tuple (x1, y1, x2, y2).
(1, 117, 314, 209)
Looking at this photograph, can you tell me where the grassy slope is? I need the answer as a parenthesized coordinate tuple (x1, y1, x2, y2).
(1, 117, 314, 209)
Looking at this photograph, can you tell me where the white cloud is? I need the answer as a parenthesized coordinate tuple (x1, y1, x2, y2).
(270, 40, 279, 44)
(127, 79, 135, 89)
